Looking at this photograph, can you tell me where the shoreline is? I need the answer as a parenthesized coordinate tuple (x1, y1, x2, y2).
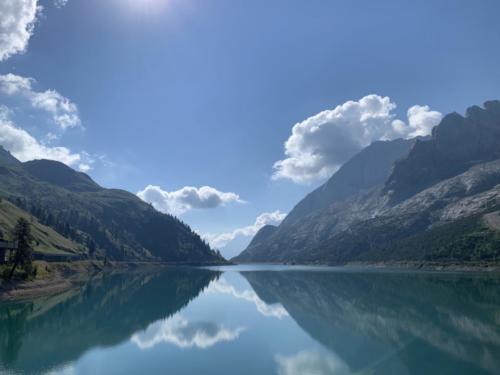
(342, 261, 500, 273)
(3, 259, 499, 301)
(232, 260, 500, 272)
(0, 260, 224, 301)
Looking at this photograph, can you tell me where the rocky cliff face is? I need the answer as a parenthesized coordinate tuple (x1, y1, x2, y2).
(234, 139, 415, 262)
(282, 139, 415, 226)
(235, 101, 500, 264)
(247, 225, 277, 248)
(385, 100, 500, 203)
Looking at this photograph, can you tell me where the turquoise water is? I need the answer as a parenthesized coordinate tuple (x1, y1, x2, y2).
(1, 266, 500, 374)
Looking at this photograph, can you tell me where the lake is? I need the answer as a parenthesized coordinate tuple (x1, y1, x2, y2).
(1, 265, 500, 375)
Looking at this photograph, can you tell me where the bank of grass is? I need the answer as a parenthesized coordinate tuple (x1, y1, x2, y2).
(0, 199, 84, 256)
(0, 260, 98, 281)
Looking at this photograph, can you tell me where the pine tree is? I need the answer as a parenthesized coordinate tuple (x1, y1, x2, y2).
(8, 218, 34, 279)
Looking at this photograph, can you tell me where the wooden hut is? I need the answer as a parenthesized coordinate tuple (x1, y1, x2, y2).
(0, 240, 18, 264)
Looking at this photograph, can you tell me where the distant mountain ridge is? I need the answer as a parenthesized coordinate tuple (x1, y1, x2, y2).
(235, 101, 500, 264)
(23, 160, 102, 193)
(0, 151, 225, 264)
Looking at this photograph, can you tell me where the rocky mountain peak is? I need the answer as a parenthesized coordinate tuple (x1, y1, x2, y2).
(385, 101, 500, 203)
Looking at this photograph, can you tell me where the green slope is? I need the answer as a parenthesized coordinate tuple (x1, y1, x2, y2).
(0, 150, 225, 263)
(0, 199, 83, 256)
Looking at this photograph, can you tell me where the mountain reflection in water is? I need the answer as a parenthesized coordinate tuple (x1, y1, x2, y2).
(0, 266, 499, 375)
(242, 270, 500, 374)
(0, 268, 220, 374)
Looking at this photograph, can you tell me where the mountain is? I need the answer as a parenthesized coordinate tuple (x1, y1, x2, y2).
(386, 100, 500, 203)
(0, 148, 19, 166)
(235, 101, 500, 264)
(22, 160, 101, 193)
(282, 138, 416, 226)
(234, 138, 416, 262)
(241, 225, 278, 257)
(0, 151, 225, 264)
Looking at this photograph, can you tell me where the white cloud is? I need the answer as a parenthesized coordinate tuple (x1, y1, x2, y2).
(273, 95, 442, 184)
(137, 185, 243, 215)
(78, 163, 91, 173)
(275, 351, 351, 375)
(208, 278, 289, 319)
(54, 0, 69, 8)
(131, 315, 244, 350)
(0, 0, 40, 62)
(204, 210, 286, 249)
(0, 74, 82, 130)
(0, 107, 91, 169)
(392, 105, 443, 138)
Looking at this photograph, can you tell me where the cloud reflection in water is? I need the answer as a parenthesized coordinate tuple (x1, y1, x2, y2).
(207, 278, 289, 319)
(131, 316, 245, 350)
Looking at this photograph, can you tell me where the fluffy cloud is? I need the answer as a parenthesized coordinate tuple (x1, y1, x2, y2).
(137, 185, 243, 215)
(0, 74, 81, 130)
(131, 315, 244, 350)
(393, 104, 443, 138)
(0, 108, 90, 171)
(275, 351, 350, 375)
(208, 278, 289, 319)
(273, 95, 442, 184)
(0, 0, 39, 61)
(204, 210, 286, 249)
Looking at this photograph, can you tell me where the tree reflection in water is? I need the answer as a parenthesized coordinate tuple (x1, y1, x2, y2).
(0, 268, 220, 374)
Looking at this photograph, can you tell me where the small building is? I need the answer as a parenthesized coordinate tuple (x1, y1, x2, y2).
(0, 240, 18, 264)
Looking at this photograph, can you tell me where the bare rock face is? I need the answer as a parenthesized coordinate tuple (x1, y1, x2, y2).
(241, 225, 278, 257)
(385, 101, 500, 203)
(235, 101, 500, 264)
(233, 139, 415, 262)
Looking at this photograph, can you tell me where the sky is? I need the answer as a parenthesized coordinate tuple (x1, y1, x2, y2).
(0, 0, 499, 258)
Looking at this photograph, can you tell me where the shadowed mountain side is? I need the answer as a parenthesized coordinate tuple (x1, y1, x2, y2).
(283, 139, 416, 226)
(234, 139, 415, 262)
(0, 268, 220, 374)
(240, 225, 278, 257)
(0, 149, 225, 263)
(243, 271, 500, 374)
(385, 100, 500, 203)
(22, 160, 101, 193)
(0, 148, 20, 167)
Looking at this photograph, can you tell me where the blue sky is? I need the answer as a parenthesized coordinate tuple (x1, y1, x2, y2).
(0, 0, 499, 257)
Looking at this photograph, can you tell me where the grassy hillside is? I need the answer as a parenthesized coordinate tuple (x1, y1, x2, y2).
(0, 152, 225, 264)
(0, 199, 84, 256)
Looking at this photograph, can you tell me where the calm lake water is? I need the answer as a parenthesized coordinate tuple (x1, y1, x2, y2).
(1, 265, 500, 375)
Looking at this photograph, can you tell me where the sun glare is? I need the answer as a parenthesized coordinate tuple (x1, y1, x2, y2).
(124, 0, 171, 14)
